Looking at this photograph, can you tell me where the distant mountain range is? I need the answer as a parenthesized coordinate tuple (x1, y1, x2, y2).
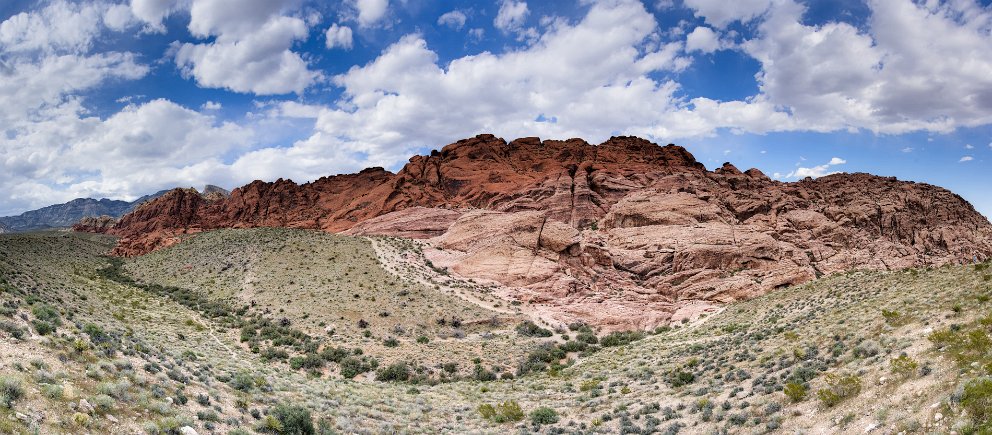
(0, 190, 169, 233)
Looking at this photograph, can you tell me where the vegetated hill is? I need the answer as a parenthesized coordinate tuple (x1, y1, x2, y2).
(0, 190, 169, 232)
(1, 230, 991, 434)
(98, 135, 992, 330)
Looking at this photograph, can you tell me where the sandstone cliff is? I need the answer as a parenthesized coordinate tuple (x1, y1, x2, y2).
(96, 134, 992, 329)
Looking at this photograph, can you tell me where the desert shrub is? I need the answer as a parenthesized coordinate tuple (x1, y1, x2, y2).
(31, 304, 60, 325)
(478, 401, 525, 423)
(962, 377, 992, 429)
(890, 354, 919, 378)
(0, 376, 24, 408)
(32, 320, 56, 335)
(268, 403, 314, 435)
(319, 346, 349, 363)
(784, 382, 807, 402)
(0, 321, 24, 340)
(230, 371, 266, 392)
(416, 335, 430, 344)
(289, 353, 324, 370)
(41, 383, 63, 400)
(473, 364, 497, 382)
(817, 373, 861, 407)
(339, 356, 377, 379)
(517, 343, 566, 375)
(375, 361, 410, 382)
(666, 369, 695, 388)
(530, 407, 559, 426)
(559, 340, 588, 353)
(515, 321, 552, 337)
(72, 412, 91, 427)
(383, 337, 399, 348)
(600, 331, 645, 347)
(881, 309, 907, 326)
(929, 321, 992, 370)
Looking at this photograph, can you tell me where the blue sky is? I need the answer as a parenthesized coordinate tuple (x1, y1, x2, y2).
(0, 0, 991, 218)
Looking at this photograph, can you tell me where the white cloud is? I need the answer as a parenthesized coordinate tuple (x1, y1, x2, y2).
(129, 0, 184, 32)
(437, 10, 468, 30)
(960, 156, 974, 162)
(741, 0, 992, 134)
(0, 1, 133, 53)
(685, 26, 719, 53)
(354, 0, 389, 28)
(201, 101, 222, 110)
(684, 0, 772, 28)
(495, 0, 529, 32)
(901, 147, 913, 153)
(174, 0, 320, 95)
(965, 144, 974, 149)
(786, 156, 846, 179)
(325, 23, 353, 50)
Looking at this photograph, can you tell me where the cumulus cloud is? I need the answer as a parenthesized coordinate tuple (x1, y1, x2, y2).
(741, 0, 992, 134)
(685, 26, 719, 53)
(0, 1, 135, 53)
(494, 0, 529, 32)
(174, 0, 320, 95)
(201, 100, 221, 110)
(437, 10, 467, 30)
(354, 0, 389, 28)
(960, 156, 974, 162)
(684, 0, 772, 28)
(786, 156, 846, 179)
(325, 23, 353, 50)
(129, 0, 184, 32)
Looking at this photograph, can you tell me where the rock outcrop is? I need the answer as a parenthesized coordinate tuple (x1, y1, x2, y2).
(71, 215, 118, 233)
(96, 134, 992, 330)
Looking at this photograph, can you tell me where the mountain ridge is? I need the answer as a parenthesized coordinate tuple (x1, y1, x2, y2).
(91, 134, 992, 329)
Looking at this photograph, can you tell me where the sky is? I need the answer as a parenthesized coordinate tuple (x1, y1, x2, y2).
(0, 0, 991, 218)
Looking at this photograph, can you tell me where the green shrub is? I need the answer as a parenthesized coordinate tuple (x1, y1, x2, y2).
(890, 354, 919, 378)
(817, 373, 861, 407)
(600, 331, 645, 347)
(666, 369, 695, 387)
(31, 304, 61, 325)
(269, 403, 314, 435)
(530, 407, 559, 426)
(784, 382, 807, 402)
(962, 377, 992, 426)
(32, 320, 56, 335)
(478, 401, 525, 423)
(339, 356, 376, 379)
(41, 383, 63, 400)
(383, 337, 399, 347)
(515, 321, 552, 337)
(0, 376, 24, 408)
(375, 362, 410, 382)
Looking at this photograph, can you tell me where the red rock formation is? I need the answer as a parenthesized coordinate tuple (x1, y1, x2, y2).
(100, 134, 992, 329)
(71, 215, 118, 233)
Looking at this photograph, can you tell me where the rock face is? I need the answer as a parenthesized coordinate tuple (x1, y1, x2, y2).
(100, 134, 992, 329)
(71, 215, 118, 233)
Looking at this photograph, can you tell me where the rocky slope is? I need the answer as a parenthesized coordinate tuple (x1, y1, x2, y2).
(0, 191, 168, 232)
(98, 134, 992, 329)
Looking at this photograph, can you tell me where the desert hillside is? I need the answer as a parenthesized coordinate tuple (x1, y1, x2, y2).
(0, 230, 990, 434)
